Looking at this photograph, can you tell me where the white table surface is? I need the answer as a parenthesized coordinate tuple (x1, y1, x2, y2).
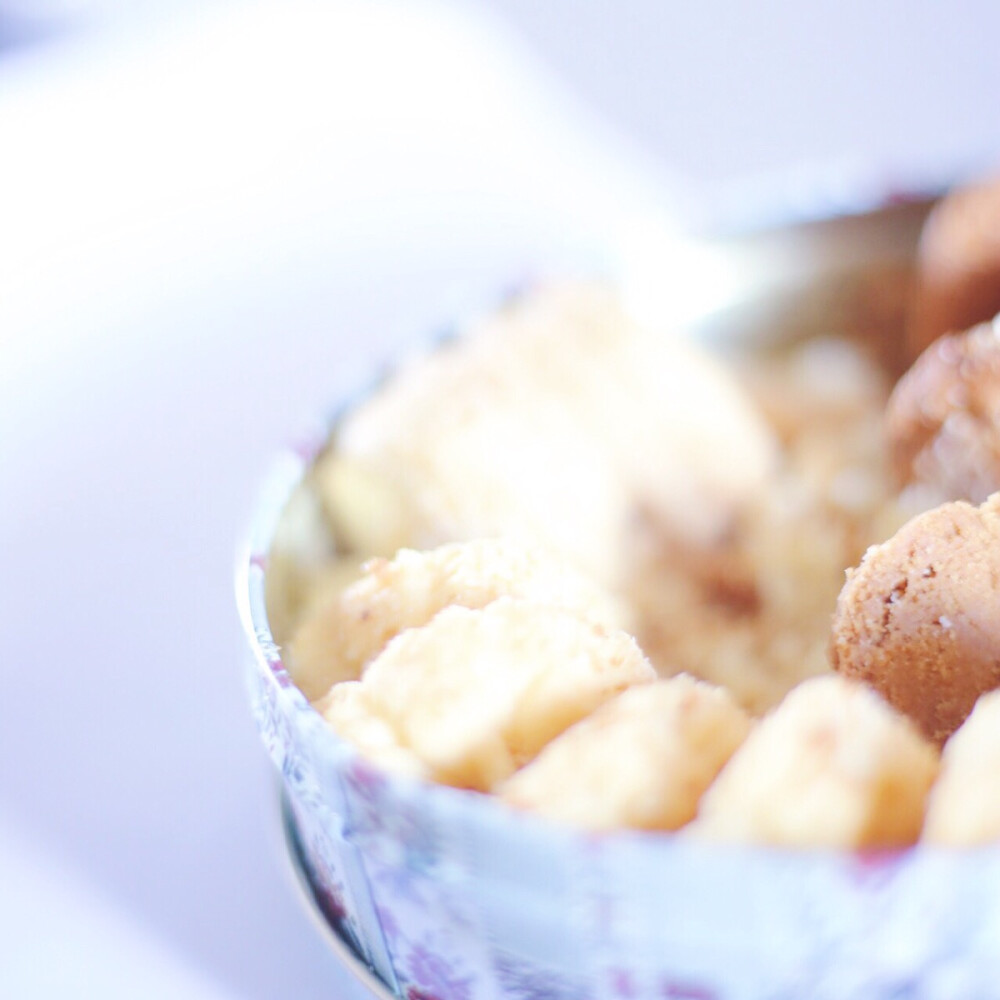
(3, 2, 1000, 997)
(0, 4, 680, 997)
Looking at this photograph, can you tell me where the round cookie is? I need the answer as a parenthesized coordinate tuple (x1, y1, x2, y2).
(830, 495, 1000, 745)
(886, 319, 1000, 503)
(906, 178, 1000, 358)
(908, 175, 1000, 362)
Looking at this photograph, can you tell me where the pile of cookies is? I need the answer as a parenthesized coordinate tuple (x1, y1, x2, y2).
(276, 175, 1000, 849)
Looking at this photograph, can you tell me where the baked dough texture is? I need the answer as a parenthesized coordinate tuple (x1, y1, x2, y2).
(830, 495, 1000, 745)
(321, 282, 776, 588)
(924, 689, 1000, 845)
(323, 596, 654, 791)
(290, 538, 624, 701)
(693, 675, 939, 848)
(909, 176, 1000, 361)
(499, 675, 751, 831)
(887, 319, 1000, 504)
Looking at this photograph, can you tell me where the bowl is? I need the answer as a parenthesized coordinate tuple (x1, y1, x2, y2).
(237, 198, 1000, 999)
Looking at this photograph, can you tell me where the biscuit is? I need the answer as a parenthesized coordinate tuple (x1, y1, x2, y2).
(288, 538, 624, 701)
(693, 675, 938, 848)
(323, 282, 775, 587)
(923, 689, 1000, 845)
(887, 320, 1000, 503)
(499, 675, 750, 831)
(908, 176, 1000, 361)
(340, 597, 654, 790)
(830, 495, 1000, 744)
(319, 681, 430, 780)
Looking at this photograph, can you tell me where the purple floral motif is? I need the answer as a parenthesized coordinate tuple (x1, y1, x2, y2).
(347, 756, 385, 792)
(342, 759, 391, 828)
(847, 848, 908, 890)
(403, 943, 474, 1000)
(376, 904, 401, 949)
(313, 877, 348, 925)
(342, 760, 440, 874)
(267, 656, 295, 688)
(371, 860, 428, 911)
(609, 968, 636, 998)
(249, 661, 296, 763)
(660, 980, 717, 1000)
(493, 952, 586, 1000)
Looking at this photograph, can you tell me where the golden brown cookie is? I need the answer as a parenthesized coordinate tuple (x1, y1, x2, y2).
(886, 320, 1000, 503)
(908, 176, 1000, 361)
(830, 495, 1000, 744)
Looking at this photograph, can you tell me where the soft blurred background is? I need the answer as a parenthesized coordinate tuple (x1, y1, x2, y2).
(2, 2, 1000, 997)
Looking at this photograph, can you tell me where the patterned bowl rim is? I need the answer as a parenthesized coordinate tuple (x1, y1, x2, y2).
(277, 786, 395, 999)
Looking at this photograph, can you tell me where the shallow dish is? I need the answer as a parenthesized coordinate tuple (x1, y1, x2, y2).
(238, 199, 1000, 999)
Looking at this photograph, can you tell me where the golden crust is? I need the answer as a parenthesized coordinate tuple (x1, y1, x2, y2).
(887, 320, 1000, 503)
(692, 676, 939, 848)
(499, 675, 750, 831)
(331, 597, 654, 791)
(908, 176, 1000, 361)
(830, 495, 1000, 745)
(288, 537, 624, 702)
